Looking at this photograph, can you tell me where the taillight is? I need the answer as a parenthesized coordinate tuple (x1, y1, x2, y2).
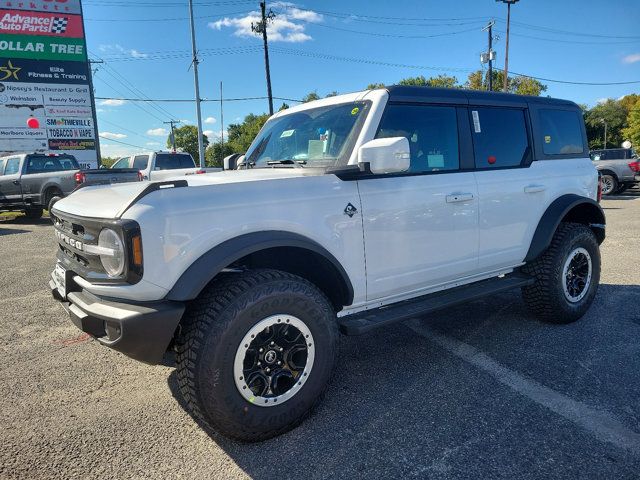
(628, 160, 640, 173)
(137, 171, 144, 181)
(195, 169, 206, 174)
(74, 172, 85, 184)
(597, 175, 603, 203)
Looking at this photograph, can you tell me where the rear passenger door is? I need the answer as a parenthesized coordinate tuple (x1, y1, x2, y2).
(358, 103, 480, 301)
(471, 106, 548, 271)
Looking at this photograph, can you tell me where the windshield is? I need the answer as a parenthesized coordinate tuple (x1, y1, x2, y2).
(246, 101, 371, 168)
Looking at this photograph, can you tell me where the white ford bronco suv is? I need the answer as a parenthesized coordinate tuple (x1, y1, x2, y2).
(49, 86, 605, 441)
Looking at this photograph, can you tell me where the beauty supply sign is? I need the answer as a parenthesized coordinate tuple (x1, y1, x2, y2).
(0, 0, 98, 168)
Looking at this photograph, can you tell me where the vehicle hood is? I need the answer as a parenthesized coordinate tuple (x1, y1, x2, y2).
(52, 168, 321, 219)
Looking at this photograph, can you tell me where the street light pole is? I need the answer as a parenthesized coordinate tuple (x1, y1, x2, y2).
(497, 0, 519, 93)
(601, 118, 608, 149)
(188, 0, 205, 168)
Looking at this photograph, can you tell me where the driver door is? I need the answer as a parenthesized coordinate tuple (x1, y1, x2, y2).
(357, 103, 479, 302)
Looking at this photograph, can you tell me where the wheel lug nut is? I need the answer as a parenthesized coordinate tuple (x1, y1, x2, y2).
(266, 368, 271, 373)
(259, 348, 263, 353)
(257, 361, 261, 366)
(270, 341, 275, 346)
(277, 361, 282, 365)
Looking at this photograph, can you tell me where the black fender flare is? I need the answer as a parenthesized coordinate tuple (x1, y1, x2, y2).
(524, 194, 605, 262)
(166, 231, 354, 304)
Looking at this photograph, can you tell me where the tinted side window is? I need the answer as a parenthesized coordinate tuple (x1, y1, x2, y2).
(539, 109, 584, 155)
(470, 108, 529, 168)
(25, 156, 77, 174)
(133, 155, 149, 170)
(376, 104, 459, 173)
(0, 159, 4, 175)
(4, 158, 20, 175)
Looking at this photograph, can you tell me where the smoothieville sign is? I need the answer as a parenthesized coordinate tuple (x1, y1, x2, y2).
(0, 0, 99, 168)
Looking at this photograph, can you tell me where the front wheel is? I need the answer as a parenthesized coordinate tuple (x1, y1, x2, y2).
(522, 223, 600, 324)
(175, 269, 338, 442)
(24, 207, 43, 219)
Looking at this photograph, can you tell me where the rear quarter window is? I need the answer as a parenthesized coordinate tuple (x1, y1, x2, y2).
(154, 154, 195, 170)
(539, 109, 584, 155)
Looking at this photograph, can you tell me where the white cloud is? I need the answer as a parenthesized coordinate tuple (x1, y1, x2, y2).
(146, 141, 161, 146)
(622, 53, 640, 64)
(204, 129, 228, 140)
(179, 119, 193, 124)
(596, 98, 609, 105)
(99, 99, 126, 107)
(100, 131, 127, 139)
(99, 43, 148, 59)
(209, 3, 322, 43)
(147, 128, 168, 136)
(205, 116, 217, 124)
(203, 130, 215, 137)
(96, 108, 105, 113)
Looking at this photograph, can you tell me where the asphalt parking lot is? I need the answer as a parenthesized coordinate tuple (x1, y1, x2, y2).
(1, 191, 639, 480)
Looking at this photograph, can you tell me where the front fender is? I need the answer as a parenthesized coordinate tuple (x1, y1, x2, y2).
(166, 230, 354, 303)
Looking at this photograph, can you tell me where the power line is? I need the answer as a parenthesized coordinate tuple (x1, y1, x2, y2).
(85, 10, 251, 22)
(95, 95, 303, 103)
(302, 21, 480, 39)
(99, 135, 146, 150)
(98, 118, 157, 142)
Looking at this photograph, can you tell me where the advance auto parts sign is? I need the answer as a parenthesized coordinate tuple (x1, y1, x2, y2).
(0, 0, 98, 169)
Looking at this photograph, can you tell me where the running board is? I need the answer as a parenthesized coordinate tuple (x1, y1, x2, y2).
(339, 273, 534, 335)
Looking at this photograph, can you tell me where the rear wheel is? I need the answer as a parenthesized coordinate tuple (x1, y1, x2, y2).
(522, 223, 600, 324)
(615, 184, 629, 194)
(175, 269, 338, 442)
(600, 174, 617, 195)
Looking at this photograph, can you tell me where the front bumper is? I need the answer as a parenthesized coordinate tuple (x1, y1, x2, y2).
(50, 277, 184, 364)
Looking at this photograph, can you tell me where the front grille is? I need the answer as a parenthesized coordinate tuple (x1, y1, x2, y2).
(50, 211, 143, 285)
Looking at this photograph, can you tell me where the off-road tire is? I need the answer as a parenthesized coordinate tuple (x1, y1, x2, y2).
(600, 174, 617, 196)
(175, 269, 338, 442)
(521, 222, 600, 324)
(23, 207, 43, 219)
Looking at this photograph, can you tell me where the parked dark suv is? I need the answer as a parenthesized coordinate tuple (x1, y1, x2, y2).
(0, 153, 80, 218)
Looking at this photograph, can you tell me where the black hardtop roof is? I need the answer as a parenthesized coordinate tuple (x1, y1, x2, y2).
(385, 85, 579, 109)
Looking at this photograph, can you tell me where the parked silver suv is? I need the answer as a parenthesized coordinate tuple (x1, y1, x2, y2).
(590, 148, 640, 195)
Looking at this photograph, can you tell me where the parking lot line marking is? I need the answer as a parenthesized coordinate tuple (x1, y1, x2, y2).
(407, 321, 640, 456)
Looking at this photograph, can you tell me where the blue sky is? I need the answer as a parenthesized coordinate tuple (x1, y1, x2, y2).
(83, 0, 640, 158)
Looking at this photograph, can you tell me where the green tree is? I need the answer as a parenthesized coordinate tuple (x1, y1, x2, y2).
(584, 99, 628, 149)
(367, 82, 386, 89)
(398, 74, 459, 88)
(205, 113, 270, 166)
(278, 102, 290, 111)
(99, 156, 118, 168)
(302, 91, 320, 103)
(167, 125, 209, 164)
(325, 91, 338, 97)
(465, 70, 546, 96)
(622, 97, 640, 148)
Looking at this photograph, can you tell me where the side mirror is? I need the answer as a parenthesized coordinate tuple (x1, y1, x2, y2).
(358, 137, 410, 174)
(223, 153, 242, 171)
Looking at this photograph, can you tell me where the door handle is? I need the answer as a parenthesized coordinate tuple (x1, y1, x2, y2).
(446, 193, 474, 203)
(12, 180, 20, 185)
(524, 184, 546, 193)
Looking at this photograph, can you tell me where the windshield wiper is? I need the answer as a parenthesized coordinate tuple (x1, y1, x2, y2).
(266, 159, 306, 168)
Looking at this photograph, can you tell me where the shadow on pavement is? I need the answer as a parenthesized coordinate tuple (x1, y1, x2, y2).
(167, 283, 640, 479)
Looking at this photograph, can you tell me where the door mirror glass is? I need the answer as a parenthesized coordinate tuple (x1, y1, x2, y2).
(358, 137, 410, 174)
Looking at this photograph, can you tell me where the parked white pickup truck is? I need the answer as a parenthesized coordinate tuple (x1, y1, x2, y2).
(110, 151, 202, 181)
(50, 86, 605, 442)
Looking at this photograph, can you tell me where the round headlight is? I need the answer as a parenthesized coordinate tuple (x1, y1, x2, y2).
(98, 228, 125, 277)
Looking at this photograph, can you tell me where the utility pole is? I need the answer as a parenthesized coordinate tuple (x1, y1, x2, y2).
(164, 120, 180, 151)
(219, 81, 224, 150)
(601, 118, 608, 149)
(481, 21, 495, 91)
(252, 2, 275, 115)
(496, 0, 520, 93)
(188, 0, 205, 168)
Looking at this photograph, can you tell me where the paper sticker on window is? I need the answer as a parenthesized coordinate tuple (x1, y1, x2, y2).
(308, 140, 324, 159)
(280, 129, 295, 138)
(472, 110, 481, 133)
(544, 135, 551, 143)
(351, 107, 360, 115)
(427, 154, 445, 168)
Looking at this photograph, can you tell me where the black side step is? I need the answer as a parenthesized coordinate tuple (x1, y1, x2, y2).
(339, 273, 534, 335)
